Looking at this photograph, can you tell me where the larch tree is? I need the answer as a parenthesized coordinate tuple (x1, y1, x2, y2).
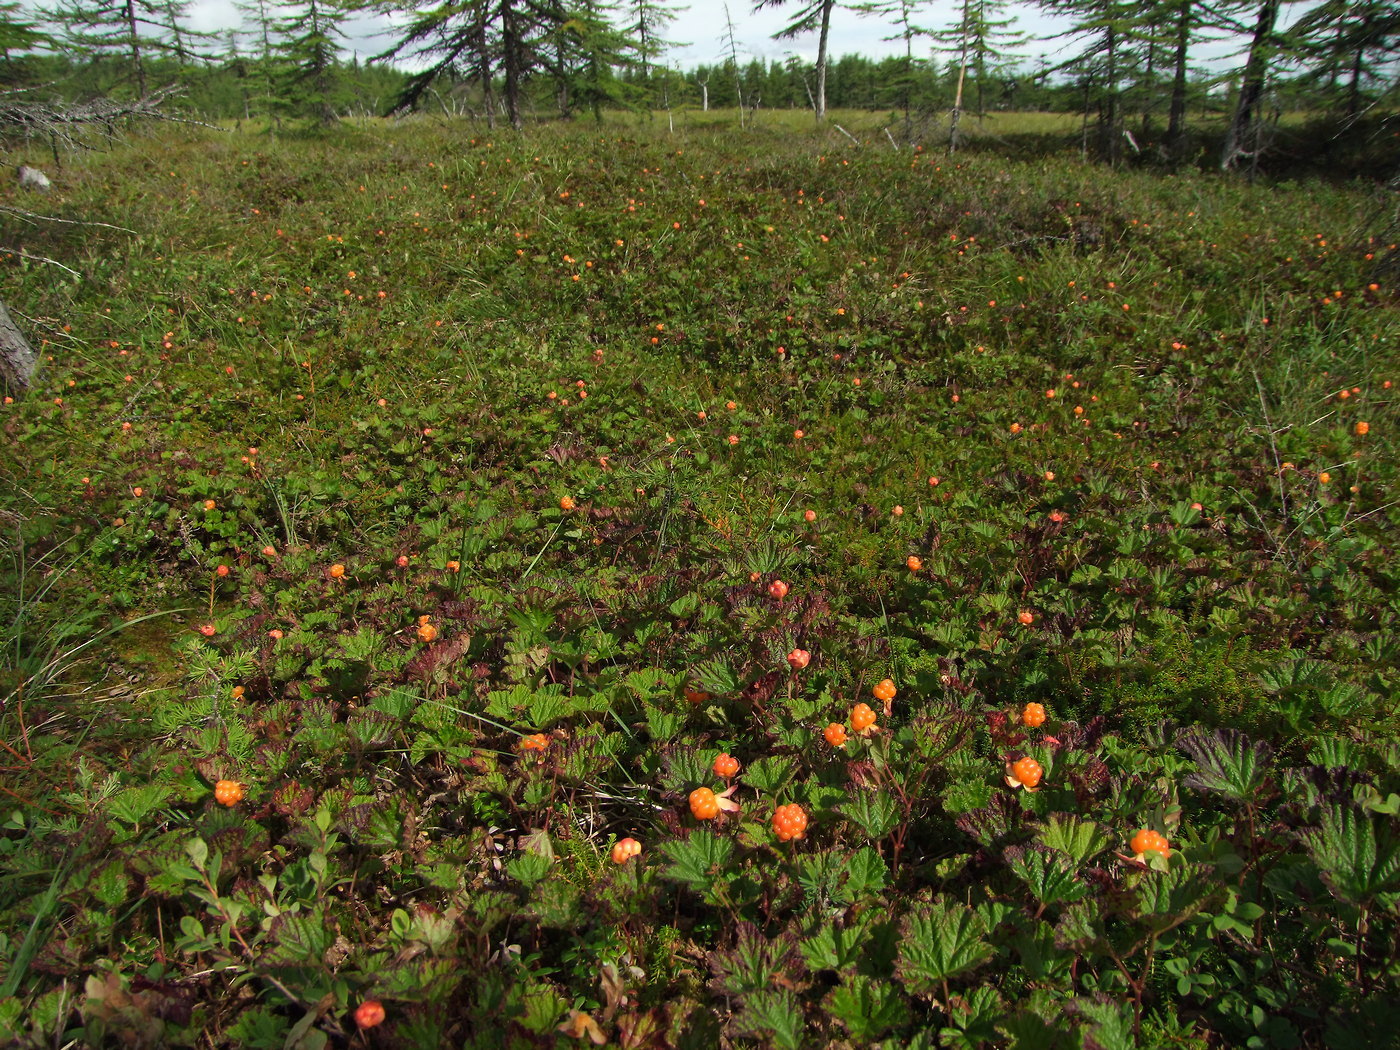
(1289, 0, 1400, 117)
(933, 0, 1022, 150)
(41, 0, 201, 95)
(1219, 0, 1294, 171)
(549, 0, 636, 121)
(852, 0, 934, 141)
(623, 0, 686, 90)
(1037, 0, 1150, 164)
(752, 0, 838, 122)
(375, 0, 570, 130)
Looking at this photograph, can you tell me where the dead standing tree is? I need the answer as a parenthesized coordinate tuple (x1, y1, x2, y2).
(0, 88, 177, 393)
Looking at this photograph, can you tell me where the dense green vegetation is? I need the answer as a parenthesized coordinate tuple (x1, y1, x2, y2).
(1, 116, 1398, 1047)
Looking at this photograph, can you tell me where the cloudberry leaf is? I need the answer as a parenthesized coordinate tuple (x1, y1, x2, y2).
(1177, 728, 1272, 802)
(1035, 813, 1111, 866)
(735, 989, 804, 1050)
(711, 922, 801, 998)
(1302, 803, 1400, 906)
(896, 898, 993, 993)
(1005, 845, 1090, 907)
(826, 975, 909, 1040)
(800, 920, 868, 974)
(1122, 863, 1219, 932)
(659, 830, 734, 898)
(840, 847, 889, 902)
(744, 755, 797, 796)
(838, 790, 899, 840)
(1074, 995, 1137, 1050)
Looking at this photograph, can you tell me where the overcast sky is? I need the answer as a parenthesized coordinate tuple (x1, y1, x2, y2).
(180, 1, 1247, 74)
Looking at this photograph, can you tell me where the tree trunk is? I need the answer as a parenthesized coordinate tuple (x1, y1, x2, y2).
(0, 299, 36, 393)
(125, 0, 147, 97)
(1166, 0, 1191, 157)
(950, 0, 970, 154)
(474, 17, 495, 131)
(1101, 25, 1120, 164)
(1221, 0, 1280, 171)
(1347, 36, 1365, 117)
(503, 0, 524, 130)
(814, 0, 832, 122)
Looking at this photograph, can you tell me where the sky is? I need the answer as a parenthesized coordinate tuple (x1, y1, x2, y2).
(178, 1, 1248, 75)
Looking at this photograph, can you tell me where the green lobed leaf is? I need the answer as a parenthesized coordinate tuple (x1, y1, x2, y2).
(1178, 728, 1272, 802)
(1035, 813, 1111, 866)
(825, 975, 909, 1040)
(1301, 803, 1400, 906)
(1005, 845, 1091, 908)
(659, 829, 734, 896)
(895, 897, 994, 994)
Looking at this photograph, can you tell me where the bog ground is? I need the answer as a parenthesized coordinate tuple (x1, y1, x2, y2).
(1, 116, 1398, 1049)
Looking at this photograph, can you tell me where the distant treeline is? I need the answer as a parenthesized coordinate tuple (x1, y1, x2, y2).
(3, 0, 1397, 169)
(0, 50, 1330, 127)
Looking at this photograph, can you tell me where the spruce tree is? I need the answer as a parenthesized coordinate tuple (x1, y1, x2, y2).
(270, 0, 349, 124)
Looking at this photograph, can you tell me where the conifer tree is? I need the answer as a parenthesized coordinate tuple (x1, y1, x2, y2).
(271, 0, 348, 124)
(852, 0, 933, 139)
(623, 0, 685, 84)
(1289, 0, 1400, 117)
(41, 0, 201, 95)
(552, 0, 635, 120)
(1037, 0, 1149, 163)
(752, 0, 839, 121)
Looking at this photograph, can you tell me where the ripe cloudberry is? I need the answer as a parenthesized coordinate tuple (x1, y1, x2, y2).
(1005, 757, 1043, 791)
(214, 780, 244, 806)
(1130, 829, 1170, 857)
(611, 837, 642, 864)
(689, 787, 719, 820)
(689, 785, 738, 820)
(850, 702, 877, 733)
(1021, 703, 1047, 728)
(772, 803, 807, 842)
(354, 1000, 386, 1029)
(872, 679, 896, 702)
(823, 723, 848, 747)
(713, 753, 740, 778)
